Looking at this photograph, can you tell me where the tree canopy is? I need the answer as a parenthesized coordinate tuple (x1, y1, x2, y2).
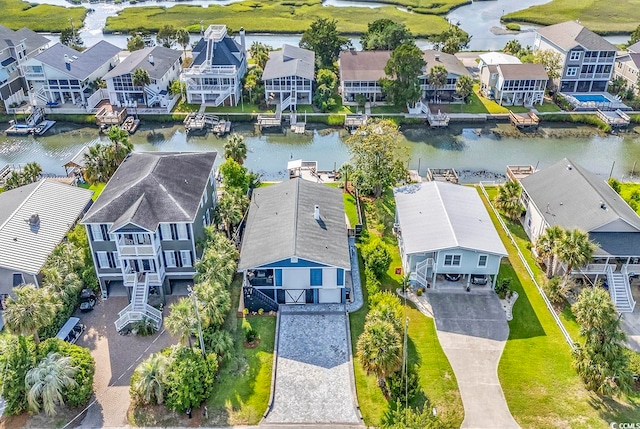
(429, 25, 470, 54)
(455, 75, 474, 101)
(60, 27, 83, 51)
(127, 35, 145, 52)
(533, 49, 562, 86)
(380, 42, 425, 108)
(300, 18, 349, 69)
(157, 25, 176, 48)
(249, 42, 272, 71)
(361, 19, 413, 51)
(313, 68, 338, 112)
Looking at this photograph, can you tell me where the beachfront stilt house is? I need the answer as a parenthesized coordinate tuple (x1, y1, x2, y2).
(22, 41, 120, 109)
(82, 151, 218, 332)
(262, 44, 314, 111)
(238, 179, 351, 310)
(182, 25, 247, 107)
(103, 46, 182, 110)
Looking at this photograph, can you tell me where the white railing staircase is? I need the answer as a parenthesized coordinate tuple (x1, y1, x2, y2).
(213, 86, 234, 107)
(607, 265, 636, 313)
(114, 273, 163, 332)
(280, 95, 292, 112)
(144, 86, 161, 107)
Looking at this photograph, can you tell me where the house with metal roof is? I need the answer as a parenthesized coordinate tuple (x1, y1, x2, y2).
(519, 158, 640, 312)
(420, 50, 470, 103)
(480, 63, 548, 106)
(393, 182, 507, 290)
(104, 46, 182, 111)
(182, 25, 247, 107)
(0, 26, 50, 111)
(22, 41, 120, 109)
(238, 179, 351, 308)
(263, 45, 314, 111)
(534, 21, 617, 93)
(82, 151, 218, 331)
(0, 180, 93, 328)
(338, 50, 390, 104)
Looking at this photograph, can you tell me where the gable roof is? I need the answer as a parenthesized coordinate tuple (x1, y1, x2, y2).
(628, 41, 640, 54)
(422, 50, 469, 78)
(520, 158, 640, 233)
(393, 182, 507, 256)
(32, 41, 120, 80)
(192, 36, 243, 68)
(536, 21, 617, 52)
(0, 26, 48, 54)
(82, 152, 217, 231)
(238, 179, 350, 270)
(339, 50, 390, 81)
(618, 53, 640, 70)
(498, 63, 548, 80)
(262, 44, 315, 80)
(104, 46, 181, 80)
(0, 180, 93, 277)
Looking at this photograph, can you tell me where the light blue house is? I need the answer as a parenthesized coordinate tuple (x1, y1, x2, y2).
(394, 181, 507, 290)
(238, 179, 351, 308)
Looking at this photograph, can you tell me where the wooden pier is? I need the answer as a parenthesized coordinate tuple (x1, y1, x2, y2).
(212, 120, 232, 136)
(506, 165, 535, 182)
(258, 104, 283, 131)
(426, 168, 459, 184)
(290, 112, 306, 134)
(427, 111, 450, 128)
(184, 113, 219, 134)
(596, 109, 630, 128)
(509, 110, 539, 129)
(345, 114, 367, 131)
(96, 106, 127, 128)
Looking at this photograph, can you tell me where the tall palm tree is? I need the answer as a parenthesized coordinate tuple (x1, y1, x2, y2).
(175, 28, 190, 57)
(356, 319, 402, 389)
(559, 228, 596, 276)
(535, 225, 565, 277)
(194, 280, 231, 329)
(494, 180, 524, 221)
(195, 245, 238, 287)
(3, 284, 59, 344)
(22, 162, 42, 183)
(106, 125, 133, 172)
(224, 133, 248, 165)
(83, 143, 110, 185)
(428, 64, 448, 102)
(131, 353, 169, 405)
(165, 297, 197, 348)
(216, 189, 248, 239)
(25, 352, 78, 416)
(248, 42, 271, 70)
(132, 68, 151, 104)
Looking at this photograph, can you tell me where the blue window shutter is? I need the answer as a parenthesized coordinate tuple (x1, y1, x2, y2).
(310, 269, 322, 286)
(275, 269, 282, 286)
(337, 269, 344, 286)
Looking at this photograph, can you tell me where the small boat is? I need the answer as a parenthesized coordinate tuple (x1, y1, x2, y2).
(32, 120, 56, 136)
(120, 116, 140, 134)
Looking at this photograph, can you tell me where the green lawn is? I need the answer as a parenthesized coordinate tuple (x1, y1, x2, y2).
(172, 99, 200, 113)
(206, 278, 276, 426)
(205, 103, 264, 114)
(370, 105, 406, 114)
(0, 0, 86, 32)
(534, 102, 562, 113)
(479, 186, 640, 427)
(503, 0, 640, 35)
(344, 191, 359, 228)
(79, 182, 106, 201)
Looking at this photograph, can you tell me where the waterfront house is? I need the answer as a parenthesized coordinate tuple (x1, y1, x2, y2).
(22, 41, 120, 109)
(534, 21, 617, 93)
(0, 180, 93, 329)
(481, 63, 548, 106)
(338, 50, 390, 105)
(420, 50, 470, 103)
(238, 179, 351, 308)
(613, 52, 640, 95)
(182, 25, 247, 107)
(262, 44, 314, 111)
(518, 158, 640, 312)
(478, 52, 521, 99)
(393, 181, 507, 290)
(0, 26, 49, 111)
(82, 151, 218, 331)
(104, 46, 182, 111)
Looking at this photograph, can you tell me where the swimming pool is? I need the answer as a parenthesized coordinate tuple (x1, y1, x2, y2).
(573, 94, 610, 103)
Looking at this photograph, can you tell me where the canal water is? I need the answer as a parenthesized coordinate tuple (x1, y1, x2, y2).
(2, 123, 640, 183)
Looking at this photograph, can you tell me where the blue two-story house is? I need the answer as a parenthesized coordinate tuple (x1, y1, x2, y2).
(238, 179, 351, 309)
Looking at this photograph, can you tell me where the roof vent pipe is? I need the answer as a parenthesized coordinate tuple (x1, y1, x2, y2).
(148, 54, 154, 65)
(314, 205, 320, 221)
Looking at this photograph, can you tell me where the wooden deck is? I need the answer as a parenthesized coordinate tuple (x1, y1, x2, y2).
(509, 110, 539, 129)
(427, 112, 450, 128)
(426, 168, 459, 184)
(596, 109, 630, 128)
(345, 114, 367, 130)
(96, 106, 127, 127)
(506, 165, 535, 182)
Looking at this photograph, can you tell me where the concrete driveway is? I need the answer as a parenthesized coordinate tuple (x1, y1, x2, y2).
(428, 292, 519, 429)
(263, 306, 362, 427)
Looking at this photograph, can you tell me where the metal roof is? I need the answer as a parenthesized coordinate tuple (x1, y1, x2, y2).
(262, 45, 315, 81)
(32, 41, 120, 80)
(103, 46, 181, 80)
(536, 21, 617, 52)
(238, 179, 351, 270)
(479, 52, 521, 66)
(393, 182, 507, 256)
(0, 180, 93, 275)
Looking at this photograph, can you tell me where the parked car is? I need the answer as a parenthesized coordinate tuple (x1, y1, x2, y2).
(444, 274, 462, 282)
(471, 274, 488, 285)
(55, 317, 85, 344)
(79, 288, 97, 312)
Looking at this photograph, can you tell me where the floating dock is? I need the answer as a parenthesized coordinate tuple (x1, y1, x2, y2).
(427, 110, 450, 128)
(120, 116, 140, 134)
(212, 120, 232, 137)
(290, 112, 306, 134)
(258, 104, 283, 131)
(5, 107, 55, 136)
(509, 110, 539, 129)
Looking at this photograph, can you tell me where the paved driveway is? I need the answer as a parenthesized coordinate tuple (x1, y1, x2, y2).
(263, 307, 362, 426)
(428, 293, 519, 429)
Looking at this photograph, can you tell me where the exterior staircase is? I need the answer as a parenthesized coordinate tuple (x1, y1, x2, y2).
(280, 95, 292, 112)
(607, 265, 636, 313)
(144, 86, 161, 107)
(114, 273, 163, 332)
(213, 86, 234, 107)
(243, 286, 279, 313)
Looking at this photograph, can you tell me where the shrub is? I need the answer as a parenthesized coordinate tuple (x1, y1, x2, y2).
(361, 238, 392, 279)
(386, 364, 421, 402)
(0, 335, 36, 415)
(164, 346, 218, 412)
(543, 277, 574, 306)
(130, 317, 157, 336)
(505, 23, 520, 31)
(416, 288, 423, 297)
(608, 177, 622, 194)
(365, 267, 381, 296)
(495, 278, 511, 299)
(245, 328, 260, 343)
(203, 329, 234, 360)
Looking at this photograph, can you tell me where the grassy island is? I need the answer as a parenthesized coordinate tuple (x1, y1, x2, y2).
(0, 0, 86, 32)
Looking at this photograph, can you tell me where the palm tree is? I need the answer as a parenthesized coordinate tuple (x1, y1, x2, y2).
(455, 75, 474, 102)
(175, 28, 190, 57)
(194, 280, 231, 329)
(106, 125, 133, 170)
(131, 353, 169, 405)
(224, 133, 248, 165)
(195, 244, 238, 287)
(356, 319, 402, 389)
(204, 330, 234, 358)
(132, 68, 151, 104)
(3, 284, 59, 344)
(535, 225, 565, 277)
(249, 42, 271, 70)
(216, 189, 249, 239)
(22, 162, 42, 183)
(558, 228, 595, 276)
(494, 180, 524, 221)
(25, 352, 78, 416)
(83, 143, 110, 185)
(165, 297, 197, 348)
(428, 64, 448, 102)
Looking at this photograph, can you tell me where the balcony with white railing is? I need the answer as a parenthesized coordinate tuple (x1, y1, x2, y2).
(115, 233, 160, 257)
(183, 64, 239, 78)
(186, 82, 237, 92)
(420, 83, 457, 91)
(204, 25, 228, 41)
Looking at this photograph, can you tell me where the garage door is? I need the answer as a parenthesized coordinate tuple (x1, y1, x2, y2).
(318, 288, 341, 303)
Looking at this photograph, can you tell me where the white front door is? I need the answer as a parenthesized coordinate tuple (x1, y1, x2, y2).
(318, 288, 341, 304)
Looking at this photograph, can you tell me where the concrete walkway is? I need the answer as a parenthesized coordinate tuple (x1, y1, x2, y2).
(347, 237, 364, 312)
(263, 307, 362, 426)
(426, 293, 519, 429)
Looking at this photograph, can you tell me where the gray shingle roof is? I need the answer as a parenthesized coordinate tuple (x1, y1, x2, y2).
(262, 45, 315, 81)
(238, 179, 350, 270)
(498, 63, 548, 80)
(339, 50, 390, 81)
(33, 41, 120, 80)
(393, 182, 507, 256)
(423, 50, 469, 78)
(536, 21, 617, 52)
(520, 158, 640, 233)
(628, 41, 640, 54)
(103, 46, 181, 80)
(13, 28, 49, 54)
(82, 152, 217, 231)
(192, 36, 243, 67)
(589, 232, 640, 257)
(0, 180, 93, 276)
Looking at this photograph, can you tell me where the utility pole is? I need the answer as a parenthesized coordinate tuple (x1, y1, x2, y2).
(188, 285, 206, 358)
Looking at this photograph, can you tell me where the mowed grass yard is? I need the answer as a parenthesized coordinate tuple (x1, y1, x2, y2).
(0, 0, 85, 32)
(503, 0, 640, 34)
(478, 186, 640, 428)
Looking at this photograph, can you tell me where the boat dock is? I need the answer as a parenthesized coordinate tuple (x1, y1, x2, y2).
(184, 113, 219, 134)
(506, 165, 535, 182)
(427, 110, 450, 128)
(509, 110, 539, 129)
(596, 109, 630, 128)
(426, 168, 459, 184)
(120, 116, 140, 134)
(258, 104, 283, 131)
(290, 112, 306, 134)
(5, 107, 55, 136)
(96, 106, 127, 128)
(345, 114, 367, 131)
(212, 120, 232, 137)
